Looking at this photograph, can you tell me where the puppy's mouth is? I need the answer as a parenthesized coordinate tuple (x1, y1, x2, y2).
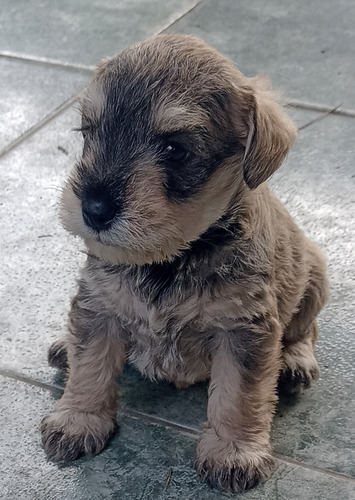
(82, 218, 123, 247)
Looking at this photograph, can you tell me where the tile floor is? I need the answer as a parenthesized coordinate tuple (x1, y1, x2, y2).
(0, 1, 354, 498)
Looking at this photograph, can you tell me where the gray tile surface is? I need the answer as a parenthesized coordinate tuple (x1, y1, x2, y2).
(0, 108, 85, 383)
(1, 375, 354, 500)
(166, 0, 355, 110)
(0, 57, 89, 152)
(0, 0, 200, 67)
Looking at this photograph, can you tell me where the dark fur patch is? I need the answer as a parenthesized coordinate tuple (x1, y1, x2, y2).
(189, 213, 241, 252)
(157, 130, 242, 201)
(277, 366, 319, 394)
(195, 455, 275, 493)
(78, 57, 244, 205)
(41, 417, 117, 461)
(48, 340, 68, 370)
(131, 215, 243, 302)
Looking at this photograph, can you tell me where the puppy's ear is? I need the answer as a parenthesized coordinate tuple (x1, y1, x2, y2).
(233, 79, 297, 189)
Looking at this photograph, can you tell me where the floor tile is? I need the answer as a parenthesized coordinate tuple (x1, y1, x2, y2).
(1, 375, 354, 500)
(0, 108, 85, 383)
(166, 0, 355, 110)
(0, 0, 199, 67)
(0, 57, 89, 152)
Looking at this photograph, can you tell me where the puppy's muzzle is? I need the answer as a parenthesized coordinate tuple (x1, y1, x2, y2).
(82, 196, 117, 232)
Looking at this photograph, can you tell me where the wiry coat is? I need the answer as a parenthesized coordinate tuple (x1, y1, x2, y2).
(41, 34, 328, 493)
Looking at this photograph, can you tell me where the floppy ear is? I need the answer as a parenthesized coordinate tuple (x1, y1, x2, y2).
(235, 80, 297, 190)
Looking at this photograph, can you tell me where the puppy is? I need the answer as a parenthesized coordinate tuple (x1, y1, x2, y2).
(41, 34, 329, 492)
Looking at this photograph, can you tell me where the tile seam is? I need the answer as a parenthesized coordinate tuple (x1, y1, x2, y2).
(120, 407, 200, 438)
(288, 99, 355, 118)
(1, 367, 354, 484)
(273, 454, 355, 484)
(157, 0, 206, 35)
(0, 51, 95, 73)
(297, 104, 344, 132)
(0, 0, 207, 75)
(0, 367, 64, 392)
(0, 94, 79, 159)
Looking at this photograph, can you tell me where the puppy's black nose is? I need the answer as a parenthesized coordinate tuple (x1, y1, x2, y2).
(82, 197, 117, 232)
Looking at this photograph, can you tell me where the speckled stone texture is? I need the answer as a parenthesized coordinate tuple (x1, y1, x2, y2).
(0, 0, 354, 499)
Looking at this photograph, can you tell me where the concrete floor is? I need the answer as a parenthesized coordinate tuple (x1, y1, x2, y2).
(0, 1, 354, 499)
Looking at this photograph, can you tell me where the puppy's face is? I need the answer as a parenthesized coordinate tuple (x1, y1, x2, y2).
(61, 35, 296, 265)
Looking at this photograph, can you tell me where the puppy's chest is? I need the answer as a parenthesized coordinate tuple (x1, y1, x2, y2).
(90, 261, 262, 381)
(113, 282, 214, 380)
(99, 271, 246, 382)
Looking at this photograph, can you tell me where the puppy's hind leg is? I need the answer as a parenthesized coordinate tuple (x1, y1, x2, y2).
(48, 338, 69, 370)
(279, 243, 329, 394)
(279, 321, 320, 393)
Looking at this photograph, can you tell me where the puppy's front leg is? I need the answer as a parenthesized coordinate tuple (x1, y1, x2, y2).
(41, 296, 125, 461)
(196, 320, 281, 492)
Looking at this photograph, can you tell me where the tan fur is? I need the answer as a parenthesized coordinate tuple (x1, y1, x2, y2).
(42, 34, 329, 493)
(62, 157, 243, 265)
(154, 104, 214, 134)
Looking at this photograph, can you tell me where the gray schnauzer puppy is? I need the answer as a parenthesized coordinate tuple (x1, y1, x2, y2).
(41, 34, 329, 493)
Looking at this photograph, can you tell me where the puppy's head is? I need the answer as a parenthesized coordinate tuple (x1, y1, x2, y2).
(61, 34, 297, 265)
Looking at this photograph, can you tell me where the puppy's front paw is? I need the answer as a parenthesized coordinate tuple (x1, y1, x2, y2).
(195, 428, 275, 492)
(41, 410, 117, 461)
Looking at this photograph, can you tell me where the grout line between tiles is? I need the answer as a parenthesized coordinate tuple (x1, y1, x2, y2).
(0, 51, 95, 73)
(0, 94, 79, 159)
(288, 99, 355, 118)
(120, 407, 201, 438)
(273, 454, 355, 484)
(0, 1, 207, 75)
(0, 367, 64, 393)
(297, 104, 343, 132)
(1, 366, 355, 484)
(157, 0, 206, 34)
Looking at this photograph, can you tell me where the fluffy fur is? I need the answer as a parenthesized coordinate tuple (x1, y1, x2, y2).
(41, 34, 329, 493)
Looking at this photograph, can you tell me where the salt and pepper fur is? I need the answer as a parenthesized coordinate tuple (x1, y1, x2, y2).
(41, 34, 329, 492)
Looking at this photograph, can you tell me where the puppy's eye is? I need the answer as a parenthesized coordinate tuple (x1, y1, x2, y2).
(164, 143, 188, 162)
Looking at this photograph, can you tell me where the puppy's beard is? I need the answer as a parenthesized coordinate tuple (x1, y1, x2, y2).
(84, 236, 189, 265)
(60, 160, 242, 266)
